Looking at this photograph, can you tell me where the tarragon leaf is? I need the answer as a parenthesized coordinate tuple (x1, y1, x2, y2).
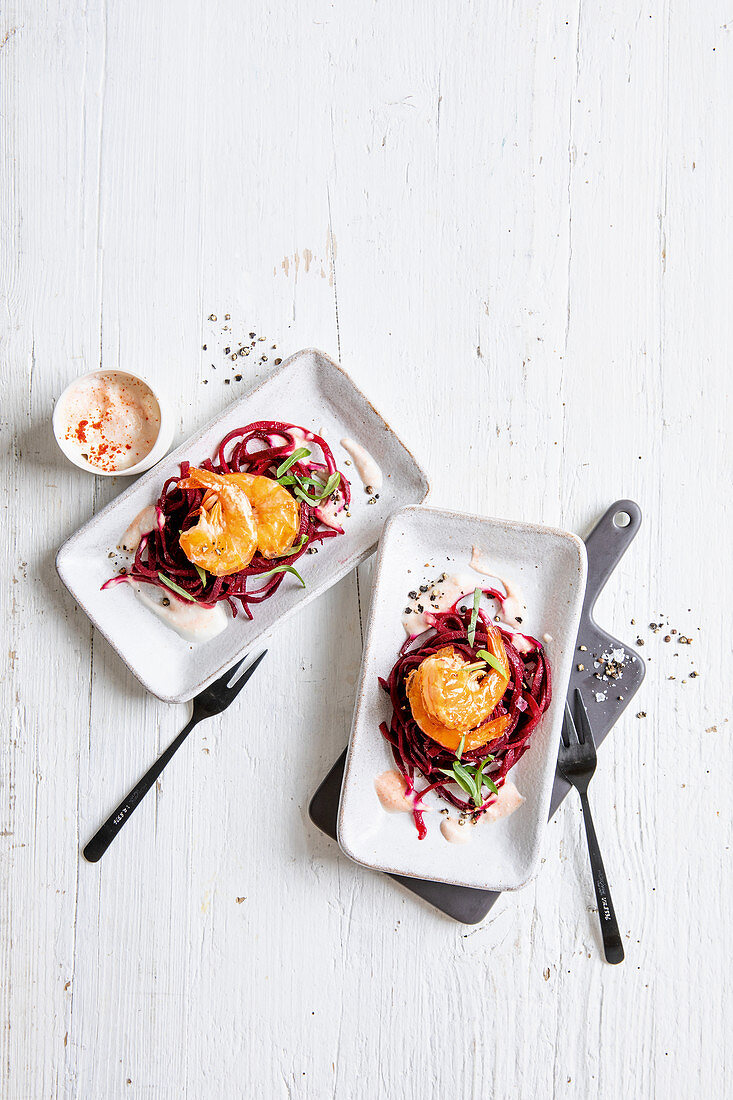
(157, 572, 196, 602)
(276, 447, 311, 478)
(467, 587, 482, 647)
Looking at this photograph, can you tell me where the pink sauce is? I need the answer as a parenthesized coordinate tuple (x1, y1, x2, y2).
(439, 781, 525, 844)
(120, 505, 157, 553)
(58, 372, 160, 472)
(374, 770, 415, 813)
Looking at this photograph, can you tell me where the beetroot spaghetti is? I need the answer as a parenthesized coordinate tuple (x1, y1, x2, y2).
(103, 421, 350, 620)
(379, 593, 551, 838)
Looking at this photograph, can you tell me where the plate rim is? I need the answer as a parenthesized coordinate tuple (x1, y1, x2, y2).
(336, 502, 588, 891)
(55, 349, 430, 702)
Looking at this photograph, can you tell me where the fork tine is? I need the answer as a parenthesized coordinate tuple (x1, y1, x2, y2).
(574, 688, 593, 746)
(221, 649, 267, 702)
(207, 655, 248, 696)
(561, 700, 576, 747)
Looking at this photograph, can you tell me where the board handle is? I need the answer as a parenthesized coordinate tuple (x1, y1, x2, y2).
(582, 499, 642, 620)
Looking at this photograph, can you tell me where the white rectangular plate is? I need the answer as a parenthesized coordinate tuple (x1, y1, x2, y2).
(337, 505, 587, 892)
(56, 350, 429, 702)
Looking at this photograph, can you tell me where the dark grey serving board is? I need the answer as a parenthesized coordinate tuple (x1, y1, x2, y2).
(309, 500, 645, 923)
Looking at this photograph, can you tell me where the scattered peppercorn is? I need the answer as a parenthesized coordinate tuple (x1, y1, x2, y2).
(274, 358, 282, 365)
(209, 314, 217, 321)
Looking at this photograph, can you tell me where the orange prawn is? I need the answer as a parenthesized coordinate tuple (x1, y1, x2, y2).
(178, 468, 257, 576)
(406, 624, 511, 752)
(227, 472, 300, 559)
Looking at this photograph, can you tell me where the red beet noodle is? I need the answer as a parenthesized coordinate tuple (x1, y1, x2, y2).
(378, 597, 552, 838)
(103, 421, 350, 620)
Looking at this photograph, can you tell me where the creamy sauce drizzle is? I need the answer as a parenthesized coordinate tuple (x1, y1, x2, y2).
(340, 438, 382, 491)
(439, 781, 525, 844)
(483, 780, 524, 823)
(288, 427, 315, 449)
(440, 817, 472, 844)
(314, 498, 345, 530)
(120, 505, 157, 553)
(401, 571, 477, 635)
(470, 546, 527, 628)
(58, 372, 161, 472)
(374, 770, 415, 813)
(133, 584, 228, 642)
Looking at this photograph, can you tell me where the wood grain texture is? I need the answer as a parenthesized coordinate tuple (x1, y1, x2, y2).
(1, 0, 730, 1097)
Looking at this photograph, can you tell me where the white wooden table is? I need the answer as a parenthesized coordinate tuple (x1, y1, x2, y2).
(2, 2, 731, 1096)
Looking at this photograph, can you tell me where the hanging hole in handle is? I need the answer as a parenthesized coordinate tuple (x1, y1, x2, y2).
(613, 511, 631, 528)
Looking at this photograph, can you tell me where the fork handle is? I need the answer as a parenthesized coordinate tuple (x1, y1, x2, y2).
(579, 791, 625, 964)
(83, 716, 199, 863)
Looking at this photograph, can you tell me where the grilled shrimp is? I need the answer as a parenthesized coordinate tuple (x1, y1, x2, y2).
(406, 624, 511, 752)
(178, 468, 257, 576)
(227, 472, 300, 559)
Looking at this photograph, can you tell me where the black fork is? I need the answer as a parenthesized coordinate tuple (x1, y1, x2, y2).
(557, 689, 625, 964)
(83, 651, 267, 862)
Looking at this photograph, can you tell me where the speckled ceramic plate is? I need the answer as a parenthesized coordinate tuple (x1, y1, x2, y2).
(337, 505, 587, 892)
(56, 350, 429, 702)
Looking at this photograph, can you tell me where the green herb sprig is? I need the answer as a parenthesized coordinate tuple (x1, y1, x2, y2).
(467, 587, 482, 647)
(439, 754, 498, 809)
(193, 563, 208, 588)
(276, 534, 308, 558)
(257, 563, 306, 588)
(276, 447, 311, 478)
(278, 469, 341, 506)
(158, 572, 196, 602)
(475, 648, 505, 674)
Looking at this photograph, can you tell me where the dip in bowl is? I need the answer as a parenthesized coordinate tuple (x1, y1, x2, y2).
(53, 370, 172, 476)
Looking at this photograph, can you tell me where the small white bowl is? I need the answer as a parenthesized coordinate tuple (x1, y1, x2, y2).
(52, 369, 174, 477)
